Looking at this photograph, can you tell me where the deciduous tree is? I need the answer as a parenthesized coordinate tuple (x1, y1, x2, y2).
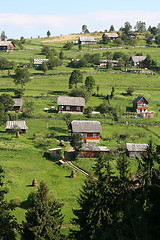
(85, 75, 95, 92)
(14, 67, 30, 89)
(69, 70, 83, 89)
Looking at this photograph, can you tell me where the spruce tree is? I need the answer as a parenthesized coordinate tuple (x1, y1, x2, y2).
(21, 180, 64, 240)
(0, 166, 18, 240)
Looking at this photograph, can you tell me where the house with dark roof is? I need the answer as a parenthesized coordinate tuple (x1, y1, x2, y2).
(71, 120, 102, 143)
(130, 56, 146, 67)
(79, 144, 109, 158)
(0, 41, 15, 51)
(12, 98, 22, 112)
(5, 121, 28, 133)
(132, 96, 148, 113)
(126, 143, 148, 157)
(57, 96, 85, 114)
(78, 37, 96, 45)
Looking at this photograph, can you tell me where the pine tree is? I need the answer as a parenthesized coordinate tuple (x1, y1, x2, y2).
(0, 166, 18, 240)
(21, 180, 64, 240)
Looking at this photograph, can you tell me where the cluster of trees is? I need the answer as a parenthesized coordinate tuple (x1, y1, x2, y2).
(69, 53, 101, 68)
(71, 141, 160, 240)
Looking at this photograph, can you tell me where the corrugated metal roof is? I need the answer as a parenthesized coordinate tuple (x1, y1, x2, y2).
(0, 41, 13, 46)
(13, 98, 22, 107)
(57, 96, 85, 106)
(5, 121, 28, 129)
(82, 144, 109, 152)
(131, 56, 146, 63)
(71, 120, 102, 133)
(33, 59, 48, 65)
(126, 143, 148, 152)
(132, 96, 148, 104)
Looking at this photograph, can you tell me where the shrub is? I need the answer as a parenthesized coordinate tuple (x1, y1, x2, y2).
(9, 197, 22, 209)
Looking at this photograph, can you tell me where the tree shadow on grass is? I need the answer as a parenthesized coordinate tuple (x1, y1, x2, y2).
(49, 90, 68, 96)
(20, 200, 29, 210)
(126, 106, 134, 112)
(0, 88, 14, 93)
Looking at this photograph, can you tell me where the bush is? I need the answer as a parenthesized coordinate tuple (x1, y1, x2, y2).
(9, 197, 22, 209)
(70, 87, 91, 102)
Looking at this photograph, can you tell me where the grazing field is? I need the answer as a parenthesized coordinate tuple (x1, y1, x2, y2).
(0, 34, 160, 237)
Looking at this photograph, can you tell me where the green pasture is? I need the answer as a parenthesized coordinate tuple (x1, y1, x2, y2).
(0, 35, 160, 236)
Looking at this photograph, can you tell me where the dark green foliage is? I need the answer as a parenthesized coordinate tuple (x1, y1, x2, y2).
(63, 113, 73, 131)
(84, 106, 93, 118)
(69, 70, 83, 89)
(14, 88, 24, 98)
(85, 75, 95, 92)
(22, 100, 34, 117)
(41, 45, 50, 54)
(82, 24, 89, 33)
(0, 102, 9, 124)
(70, 133, 83, 159)
(155, 34, 160, 45)
(70, 87, 91, 102)
(109, 25, 115, 32)
(83, 53, 100, 65)
(14, 67, 30, 88)
(0, 94, 14, 112)
(0, 57, 14, 70)
(122, 21, 132, 35)
(63, 42, 73, 50)
(47, 30, 51, 37)
(102, 34, 110, 44)
(126, 86, 134, 96)
(1, 31, 7, 41)
(0, 166, 18, 240)
(21, 180, 64, 240)
(69, 58, 87, 68)
(134, 21, 146, 33)
(41, 61, 48, 73)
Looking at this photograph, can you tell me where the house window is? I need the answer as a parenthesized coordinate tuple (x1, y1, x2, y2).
(66, 106, 70, 111)
(83, 133, 87, 138)
(76, 106, 81, 111)
(59, 106, 63, 110)
(93, 133, 97, 138)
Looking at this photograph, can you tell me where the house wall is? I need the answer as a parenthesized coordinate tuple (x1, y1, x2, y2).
(83, 133, 100, 143)
(133, 99, 148, 113)
(80, 151, 108, 158)
(58, 106, 83, 113)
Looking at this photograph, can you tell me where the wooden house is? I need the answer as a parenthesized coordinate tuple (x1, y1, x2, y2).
(132, 96, 148, 113)
(102, 32, 118, 41)
(79, 144, 109, 158)
(78, 37, 96, 45)
(71, 120, 102, 143)
(33, 59, 48, 69)
(126, 143, 148, 157)
(49, 148, 62, 159)
(12, 98, 22, 112)
(130, 56, 146, 67)
(5, 121, 28, 133)
(0, 41, 15, 51)
(57, 96, 85, 114)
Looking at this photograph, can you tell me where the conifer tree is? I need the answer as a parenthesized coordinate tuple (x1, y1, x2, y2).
(21, 180, 64, 240)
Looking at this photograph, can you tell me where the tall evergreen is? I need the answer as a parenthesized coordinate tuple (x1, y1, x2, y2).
(21, 180, 64, 240)
(0, 166, 18, 240)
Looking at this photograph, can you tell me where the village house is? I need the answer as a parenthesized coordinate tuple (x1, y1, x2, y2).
(130, 56, 146, 67)
(49, 148, 62, 159)
(102, 33, 118, 41)
(0, 41, 15, 51)
(5, 121, 28, 133)
(12, 98, 22, 113)
(71, 120, 102, 143)
(33, 59, 49, 68)
(78, 37, 96, 45)
(132, 96, 148, 113)
(79, 144, 109, 158)
(126, 143, 148, 157)
(57, 96, 85, 114)
(100, 59, 118, 67)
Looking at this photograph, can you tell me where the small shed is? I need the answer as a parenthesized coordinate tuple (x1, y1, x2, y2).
(0, 41, 15, 51)
(49, 148, 62, 159)
(126, 143, 148, 157)
(57, 96, 85, 114)
(5, 121, 28, 133)
(12, 98, 22, 112)
(79, 144, 109, 158)
(102, 33, 118, 41)
(71, 120, 102, 143)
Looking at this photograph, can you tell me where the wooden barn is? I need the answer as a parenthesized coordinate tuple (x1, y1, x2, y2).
(102, 32, 118, 41)
(71, 120, 102, 143)
(78, 37, 96, 45)
(5, 121, 28, 133)
(0, 41, 15, 51)
(130, 56, 146, 67)
(132, 96, 148, 113)
(79, 144, 109, 158)
(12, 98, 22, 112)
(57, 96, 85, 114)
(126, 143, 148, 157)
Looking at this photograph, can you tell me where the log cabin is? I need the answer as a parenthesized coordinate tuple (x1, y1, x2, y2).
(57, 96, 85, 114)
(5, 121, 28, 133)
(0, 41, 15, 51)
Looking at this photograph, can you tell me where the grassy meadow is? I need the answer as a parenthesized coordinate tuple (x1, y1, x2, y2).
(0, 34, 160, 236)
